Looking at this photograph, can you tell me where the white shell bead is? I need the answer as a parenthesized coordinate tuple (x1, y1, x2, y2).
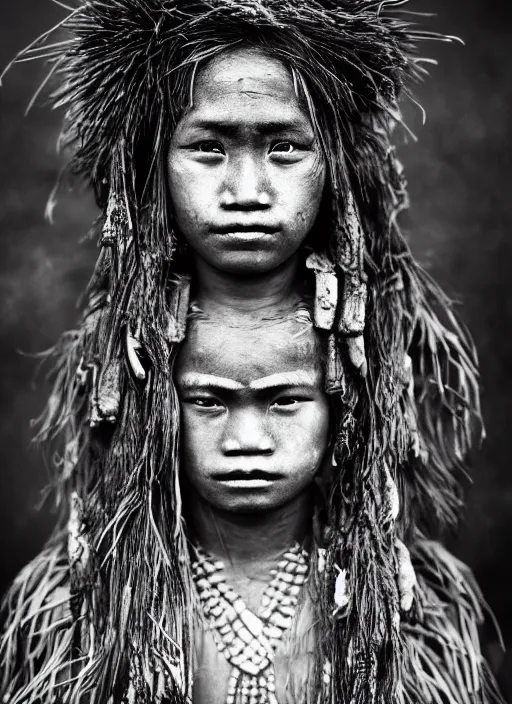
(229, 644, 244, 659)
(237, 626, 253, 645)
(279, 573, 294, 583)
(240, 609, 263, 637)
(279, 596, 294, 606)
(271, 612, 291, 630)
(263, 625, 281, 639)
(215, 612, 228, 629)
(233, 598, 246, 615)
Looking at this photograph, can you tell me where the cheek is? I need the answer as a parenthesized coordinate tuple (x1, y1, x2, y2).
(276, 403, 330, 470)
(180, 413, 215, 474)
(168, 158, 206, 227)
(301, 164, 326, 216)
(283, 164, 325, 230)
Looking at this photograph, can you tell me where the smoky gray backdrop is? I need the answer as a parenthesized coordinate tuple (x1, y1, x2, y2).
(1, 0, 511, 696)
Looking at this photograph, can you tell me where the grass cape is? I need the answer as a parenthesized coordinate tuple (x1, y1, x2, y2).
(0, 1, 505, 702)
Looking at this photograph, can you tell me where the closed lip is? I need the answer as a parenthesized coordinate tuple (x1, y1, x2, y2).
(210, 225, 280, 235)
(213, 469, 283, 481)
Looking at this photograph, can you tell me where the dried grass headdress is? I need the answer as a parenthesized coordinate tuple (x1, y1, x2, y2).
(0, 1, 504, 703)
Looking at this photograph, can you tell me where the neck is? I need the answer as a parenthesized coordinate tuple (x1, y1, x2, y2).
(187, 491, 313, 568)
(193, 253, 302, 314)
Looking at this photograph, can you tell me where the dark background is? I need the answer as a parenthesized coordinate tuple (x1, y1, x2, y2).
(1, 0, 511, 696)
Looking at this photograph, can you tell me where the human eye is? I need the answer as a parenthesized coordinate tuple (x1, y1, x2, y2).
(269, 140, 310, 163)
(270, 141, 296, 154)
(270, 393, 310, 411)
(189, 140, 225, 156)
(185, 395, 224, 411)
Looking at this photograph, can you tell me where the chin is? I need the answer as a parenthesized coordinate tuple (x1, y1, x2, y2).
(219, 496, 286, 514)
(223, 488, 304, 514)
(211, 252, 286, 276)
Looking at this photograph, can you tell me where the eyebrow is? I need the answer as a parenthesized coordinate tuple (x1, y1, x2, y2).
(183, 118, 312, 138)
(178, 371, 318, 391)
(249, 371, 317, 390)
(179, 374, 244, 391)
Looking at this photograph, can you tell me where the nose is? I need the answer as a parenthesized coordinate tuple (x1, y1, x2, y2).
(220, 153, 271, 210)
(221, 408, 275, 455)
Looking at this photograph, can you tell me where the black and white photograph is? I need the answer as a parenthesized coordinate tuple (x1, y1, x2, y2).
(0, 1, 511, 702)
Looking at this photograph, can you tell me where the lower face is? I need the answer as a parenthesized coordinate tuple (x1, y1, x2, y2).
(175, 317, 330, 513)
(167, 47, 326, 275)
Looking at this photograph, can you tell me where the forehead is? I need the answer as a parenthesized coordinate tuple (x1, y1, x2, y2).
(175, 318, 323, 387)
(180, 48, 310, 131)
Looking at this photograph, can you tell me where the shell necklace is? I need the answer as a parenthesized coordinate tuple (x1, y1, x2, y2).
(192, 543, 309, 704)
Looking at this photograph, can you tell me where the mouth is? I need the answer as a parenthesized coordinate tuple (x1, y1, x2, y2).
(210, 225, 280, 236)
(213, 469, 283, 488)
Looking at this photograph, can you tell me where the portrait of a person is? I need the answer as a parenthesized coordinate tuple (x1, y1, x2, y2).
(0, 1, 507, 703)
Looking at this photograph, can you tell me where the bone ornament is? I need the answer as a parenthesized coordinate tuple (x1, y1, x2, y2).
(68, 492, 90, 601)
(334, 568, 349, 610)
(100, 158, 134, 282)
(336, 191, 369, 377)
(384, 464, 400, 523)
(326, 334, 346, 394)
(402, 353, 421, 458)
(126, 327, 146, 380)
(346, 336, 367, 378)
(96, 359, 122, 422)
(338, 274, 367, 338)
(100, 189, 124, 248)
(166, 276, 191, 344)
(395, 539, 417, 612)
(305, 252, 338, 331)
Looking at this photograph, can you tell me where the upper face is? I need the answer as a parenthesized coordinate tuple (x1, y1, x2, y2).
(167, 48, 326, 274)
(175, 317, 330, 513)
